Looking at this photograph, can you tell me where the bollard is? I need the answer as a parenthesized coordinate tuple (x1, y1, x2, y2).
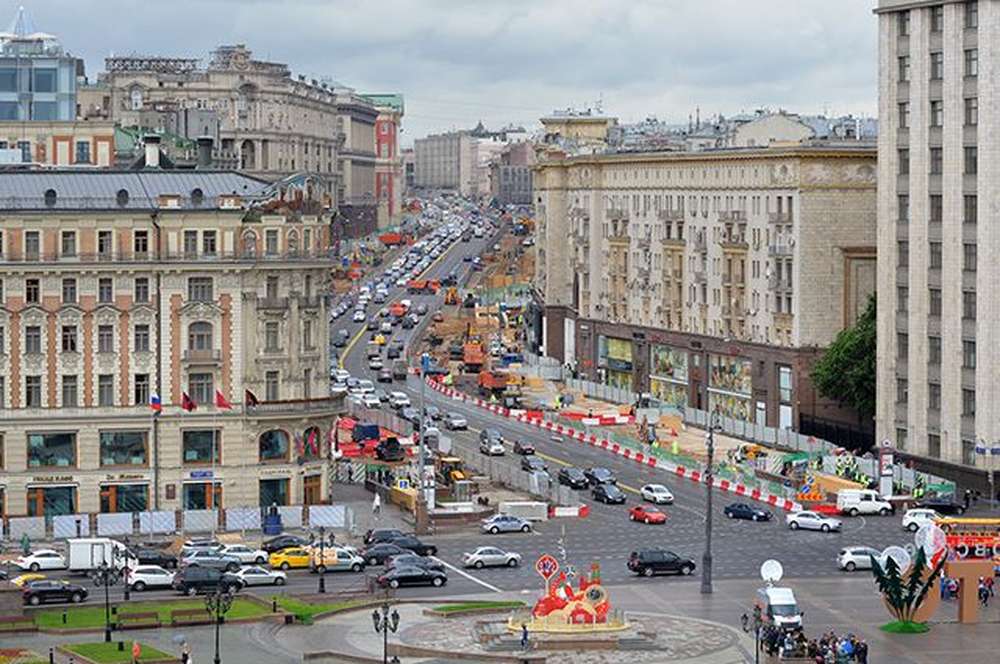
(118, 641, 124, 652)
(48, 647, 54, 664)
(272, 598, 278, 613)
(62, 611, 67, 624)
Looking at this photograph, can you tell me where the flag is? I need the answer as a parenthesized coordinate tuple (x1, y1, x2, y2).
(214, 390, 232, 410)
(245, 389, 260, 407)
(306, 427, 319, 456)
(149, 393, 162, 416)
(181, 392, 197, 412)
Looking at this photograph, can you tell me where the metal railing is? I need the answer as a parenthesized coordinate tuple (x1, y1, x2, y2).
(251, 396, 344, 414)
(767, 244, 793, 257)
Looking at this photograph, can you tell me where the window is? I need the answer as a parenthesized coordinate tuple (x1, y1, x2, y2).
(265, 229, 278, 255)
(17, 141, 29, 162)
(202, 230, 216, 256)
(0, 101, 15, 120)
(188, 372, 214, 405)
(898, 149, 909, 174)
(134, 324, 150, 352)
(929, 148, 942, 175)
(962, 389, 976, 417)
(896, 427, 908, 450)
(303, 319, 313, 350)
(259, 430, 290, 462)
(99, 431, 147, 466)
(930, 52, 944, 79)
(898, 102, 909, 129)
(929, 288, 942, 316)
(898, 56, 910, 82)
(928, 434, 941, 459)
(929, 195, 943, 222)
(963, 340, 977, 368)
(134, 277, 149, 303)
(33, 68, 57, 92)
(928, 382, 941, 410)
(134, 374, 149, 407)
(187, 277, 213, 302)
(265, 371, 279, 401)
(182, 430, 219, 464)
(965, 97, 978, 126)
(964, 146, 977, 174)
(897, 286, 908, 313)
(898, 10, 910, 35)
(897, 240, 909, 267)
(98, 324, 114, 353)
(966, 1, 979, 28)
(897, 194, 909, 223)
(24, 325, 41, 354)
(962, 291, 976, 319)
(303, 368, 311, 399)
(24, 376, 42, 407)
(75, 140, 91, 164)
(183, 230, 198, 255)
(928, 336, 941, 364)
(61, 230, 76, 257)
(963, 243, 977, 271)
(98, 278, 113, 303)
(898, 333, 908, 360)
(965, 49, 978, 77)
(97, 231, 113, 258)
(98, 374, 114, 406)
(62, 278, 76, 303)
(61, 375, 77, 407)
(24, 230, 39, 259)
(896, 379, 908, 403)
(27, 432, 76, 467)
(964, 195, 977, 224)
(188, 321, 213, 351)
(930, 100, 943, 127)
(61, 325, 77, 353)
(266, 275, 279, 299)
(130, 88, 143, 111)
(265, 321, 280, 352)
(133, 230, 148, 256)
(931, 5, 944, 31)
(929, 242, 942, 268)
(0, 67, 14, 91)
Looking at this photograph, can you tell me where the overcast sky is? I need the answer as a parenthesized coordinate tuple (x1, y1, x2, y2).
(25, 0, 877, 144)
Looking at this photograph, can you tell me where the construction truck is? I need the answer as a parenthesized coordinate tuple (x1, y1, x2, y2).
(444, 287, 460, 306)
(435, 455, 469, 486)
(463, 342, 485, 373)
(478, 368, 509, 397)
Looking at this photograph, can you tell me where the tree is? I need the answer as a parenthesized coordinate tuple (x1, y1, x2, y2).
(811, 295, 876, 421)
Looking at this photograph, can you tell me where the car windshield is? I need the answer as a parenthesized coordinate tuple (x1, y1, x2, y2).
(770, 604, 799, 617)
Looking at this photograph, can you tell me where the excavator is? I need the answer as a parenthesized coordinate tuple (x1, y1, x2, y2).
(444, 287, 460, 306)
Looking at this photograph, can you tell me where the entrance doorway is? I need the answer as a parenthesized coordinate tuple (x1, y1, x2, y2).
(303, 475, 322, 505)
(259, 478, 289, 507)
(182, 482, 222, 510)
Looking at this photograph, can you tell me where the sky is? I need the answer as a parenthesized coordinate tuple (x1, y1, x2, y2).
(21, 0, 878, 145)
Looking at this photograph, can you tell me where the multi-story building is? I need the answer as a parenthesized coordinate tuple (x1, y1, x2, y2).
(0, 165, 341, 518)
(534, 145, 877, 434)
(0, 9, 80, 123)
(0, 120, 115, 166)
(489, 142, 535, 206)
(363, 94, 405, 228)
(333, 88, 378, 233)
(414, 131, 476, 195)
(874, 0, 989, 473)
(402, 148, 415, 192)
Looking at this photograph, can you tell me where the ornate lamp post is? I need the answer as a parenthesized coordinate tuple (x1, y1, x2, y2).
(371, 603, 400, 664)
(204, 586, 236, 664)
(741, 605, 764, 664)
(90, 559, 123, 643)
(317, 525, 327, 594)
(701, 411, 721, 594)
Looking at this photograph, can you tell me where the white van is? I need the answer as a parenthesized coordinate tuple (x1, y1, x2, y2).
(755, 586, 802, 630)
(836, 489, 894, 517)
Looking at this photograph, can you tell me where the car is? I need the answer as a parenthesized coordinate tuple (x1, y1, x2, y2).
(377, 368, 393, 383)
(232, 566, 287, 587)
(389, 536, 438, 556)
(375, 437, 406, 462)
(592, 483, 627, 504)
(915, 496, 967, 515)
(268, 547, 312, 570)
(368, 357, 384, 370)
(22, 580, 88, 606)
(423, 405, 441, 421)
(128, 565, 176, 592)
(481, 514, 532, 534)
(218, 544, 269, 565)
(14, 550, 66, 572)
(360, 393, 381, 409)
(638, 484, 674, 505)
(262, 534, 310, 554)
(361, 543, 410, 566)
(386, 344, 402, 359)
(386, 553, 445, 572)
(333, 332, 350, 348)
(415, 303, 429, 315)
(463, 255, 473, 262)
(171, 566, 241, 596)
(723, 502, 773, 522)
(513, 440, 535, 455)
(462, 547, 522, 569)
(182, 550, 241, 572)
(377, 566, 447, 589)
(365, 318, 378, 331)
(627, 549, 696, 577)
(375, 388, 390, 402)
(584, 467, 617, 486)
(389, 392, 412, 409)
(837, 546, 881, 572)
(557, 467, 589, 489)
(521, 456, 548, 474)
(433, 312, 445, 322)
(479, 429, 505, 455)
(364, 528, 407, 546)
(401, 316, 415, 329)
(786, 511, 843, 532)
(131, 547, 178, 568)
(311, 547, 366, 573)
(357, 379, 375, 394)
(380, 322, 393, 334)
(902, 508, 941, 532)
(345, 377, 361, 392)
(629, 505, 668, 524)
(353, 310, 366, 322)
(444, 412, 468, 430)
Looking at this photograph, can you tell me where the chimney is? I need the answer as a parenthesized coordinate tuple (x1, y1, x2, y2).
(144, 134, 161, 169)
(196, 136, 214, 169)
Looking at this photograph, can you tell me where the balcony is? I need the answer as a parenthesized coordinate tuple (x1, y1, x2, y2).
(183, 349, 222, 364)
(692, 234, 708, 253)
(250, 395, 345, 416)
(692, 268, 707, 284)
(258, 297, 289, 310)
(298, 295, 324, 309)
(768, 244, 793, 257)
(0, 248, 336, 266)
(768, 212, 792, 225)
(767, 275, 794, 291)
(658, 208, 684, 223)
(719, 210, 747, 223)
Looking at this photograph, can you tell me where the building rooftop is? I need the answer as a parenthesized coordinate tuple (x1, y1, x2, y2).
(362, 93, 405, 114)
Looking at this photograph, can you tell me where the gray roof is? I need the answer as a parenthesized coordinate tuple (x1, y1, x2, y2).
(0, 170, 269, 211)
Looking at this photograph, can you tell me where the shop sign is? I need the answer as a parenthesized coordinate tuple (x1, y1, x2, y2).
(189, 470, 214, 480)
(260, 467, 291, 476)
(607, 357, 633, 372)
(31, 475, 74, 483)
(105, 473, 147, 481)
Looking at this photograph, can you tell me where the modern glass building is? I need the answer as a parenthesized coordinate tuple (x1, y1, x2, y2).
(0, 7, 78, 122)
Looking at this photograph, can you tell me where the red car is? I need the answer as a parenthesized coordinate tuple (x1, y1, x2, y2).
(629, 505, 667, 525)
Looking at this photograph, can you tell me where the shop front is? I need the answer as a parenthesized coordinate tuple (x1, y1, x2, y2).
(649, 344, 689, 410)
(100, 481, 149, 513)
(303, 472, 323, 505)
(182, 471, 223, 509)
(598, 335, 634, 390)
(707, 353, 753, 421)
(259, 477, 290, 507)
(26, 483, 77, 517)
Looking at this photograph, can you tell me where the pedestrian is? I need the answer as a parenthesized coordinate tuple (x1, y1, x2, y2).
(372, 492, 381, 516)
(520, 623, 529, 650)
(855, 639, 869, 664)
(978, 580, 989, 607)
(985, 575, 995, 597)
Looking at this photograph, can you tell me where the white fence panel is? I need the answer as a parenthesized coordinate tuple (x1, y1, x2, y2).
(8, 516, 46, 541)
(183, 510, 218, 532)
(308, 505, 347, 528)
(53, 514, 90, 539)
(97, 513, 133, 536)
(139, 511, 176, 535)
(225, 507, 261, 532)
(278, 506, 303, 529)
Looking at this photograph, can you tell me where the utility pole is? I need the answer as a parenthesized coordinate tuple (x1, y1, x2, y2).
(701, 413, 718, 595)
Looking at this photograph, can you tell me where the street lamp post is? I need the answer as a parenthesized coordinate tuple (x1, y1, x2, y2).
(701, 412, 720, 595)
(90, 559, 123, 643)
(741, 606, 764, 664)
(371, 603, 400, 664)
(317, 526, 327, 594)
(204, 587, 236, 664)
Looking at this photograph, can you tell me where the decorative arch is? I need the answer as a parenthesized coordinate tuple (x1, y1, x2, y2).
(188, 321, 213, 351)
(240, 139, 256, 170)
(259, 429, 290, 462)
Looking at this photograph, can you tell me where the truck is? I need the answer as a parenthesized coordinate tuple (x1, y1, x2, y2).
(478, 369, 510, 397)
(68, 538, 137, 573)
(462, 342, 485, 373)
(836, 489, 894, 517)
(755, 586, 803, 630)
(392, 359, 409, 380)
(407, 279, 427, 294)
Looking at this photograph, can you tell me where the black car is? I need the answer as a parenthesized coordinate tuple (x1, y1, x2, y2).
(377, 566, 447, 589)
(513, 440, 535, 455)
(375, 437, 405, 462)
(171, 567, 241, 596)
(592, 483, 626, 504)
(584, 467, 617, 486)
(915, 497, 967, 515)
(364, 528, 407, 546)
(627, 549, 696, 577)
(557, 467, 589, 489)
(377, 368, 393, 383)
(386, 345, 402, 359)
(262, 534, 309, 554)
(361, 543, 410, 566)
(479, 428, 504, 444)
(723, 502, 773, 522)
(389, 535, 438, 556)
(521, 456, 548, 474)
(401, 316, 415, 329)
(386, 553, 445, 572)
(134, 547, 178, 568)
(22, 580, 88, 606)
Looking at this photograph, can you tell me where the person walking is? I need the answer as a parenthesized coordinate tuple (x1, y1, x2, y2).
(978, 579, 990, 607)
(854, 639, 869, 664)
(372, 492, 381, 517)
(520, 623, 529, 650)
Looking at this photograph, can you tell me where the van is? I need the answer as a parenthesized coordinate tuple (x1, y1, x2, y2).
(392, 359, 408, 380)
(755, 586, 802, 630)
(67, 538, 137, 573)
(836, 489, 894, 517)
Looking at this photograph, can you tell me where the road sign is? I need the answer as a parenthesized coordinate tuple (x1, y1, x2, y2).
(534, 554, 559, 581)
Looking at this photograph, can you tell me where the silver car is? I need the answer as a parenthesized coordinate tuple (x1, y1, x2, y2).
(462, 547, 522, 569)
(481, 514, 532, 534)
(181, 549, 241, 572)
(785, 510, 843, 533)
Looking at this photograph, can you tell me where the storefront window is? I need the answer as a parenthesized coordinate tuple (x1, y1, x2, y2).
(99, 431, 148, 466)
(597, 335, 634, 390)
(27, 433, 76, 468)
(27, 486, 76, 517)
(259, 478, 289, 507)
(707, 354, 753, 421)
(182, 430, 219, 464)
(300, 427, 323, 461)
(259, 430, 289, 462)
(100, 484, 148, 513)
(182, 482, 222, 510)
(650, 345, 689, 409)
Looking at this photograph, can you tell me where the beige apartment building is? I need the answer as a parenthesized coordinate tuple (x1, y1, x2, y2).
(414, 132, 476, 195)
(0, 120, 115, 166)
(874, 0, 991, 474)
(535, 146, 876, 433)
(0, 168, 341, 519)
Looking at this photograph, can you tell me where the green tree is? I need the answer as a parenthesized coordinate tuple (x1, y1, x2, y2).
(811, 295, 876, 419)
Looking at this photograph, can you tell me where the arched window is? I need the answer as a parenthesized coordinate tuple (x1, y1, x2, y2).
(287, 230, 298, 256)
(130, 88, 144, 111)
(301, 426, 322, 460)
(241, 230, 257, 258)
(259, 430, 289, 462)
(188, 321, 213, 351)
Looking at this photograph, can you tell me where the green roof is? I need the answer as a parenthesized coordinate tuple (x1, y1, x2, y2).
(362, 93, 404, 114)
(115, 126, 196, 152)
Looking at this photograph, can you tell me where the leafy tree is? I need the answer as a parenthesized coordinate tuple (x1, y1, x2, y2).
(812, 295, 876, 420)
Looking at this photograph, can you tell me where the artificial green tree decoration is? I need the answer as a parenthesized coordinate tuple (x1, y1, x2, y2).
(869, 546, 945, 632)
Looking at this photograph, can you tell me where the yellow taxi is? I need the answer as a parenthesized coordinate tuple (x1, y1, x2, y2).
(10, 573, 46, 587)
(374, 334, 387, 346)
(268, 547, 312, 570)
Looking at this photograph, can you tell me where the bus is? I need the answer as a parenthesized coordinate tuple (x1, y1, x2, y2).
(935, 517, 1000, 558)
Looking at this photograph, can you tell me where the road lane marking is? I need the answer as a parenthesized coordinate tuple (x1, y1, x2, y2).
(432, 556, 503, 593)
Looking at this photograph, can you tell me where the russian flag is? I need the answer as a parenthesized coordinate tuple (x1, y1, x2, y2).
(149, 393, 162, 416)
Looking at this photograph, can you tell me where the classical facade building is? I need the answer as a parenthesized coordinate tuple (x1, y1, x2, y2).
(333, 88, 378, 234)
(0, 169, 341, 518)
(874, 0, 989, 471)
(534, 145, 877, 435)
(364, 94, 405, 227)
(0, 120, 115, 166)
(489, 142, 535, 206)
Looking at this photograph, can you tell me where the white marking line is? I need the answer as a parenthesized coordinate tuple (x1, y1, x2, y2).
(432, 556, 503, 593)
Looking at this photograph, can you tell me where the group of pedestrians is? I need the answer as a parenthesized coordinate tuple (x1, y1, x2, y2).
(760, 627, 868, 663)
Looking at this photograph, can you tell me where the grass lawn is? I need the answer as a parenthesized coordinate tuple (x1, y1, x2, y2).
(35, 598, 269, 630)
(63, 642, 170, 663)
(272, 596, 369, 623)
(881, 620, 930, 634)
(432, 600, 525, 613)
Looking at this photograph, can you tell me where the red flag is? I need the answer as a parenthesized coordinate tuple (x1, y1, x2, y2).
(245, 389, 260, 407)
(214, 390, 232, 410)
(181, 392, 197, 412)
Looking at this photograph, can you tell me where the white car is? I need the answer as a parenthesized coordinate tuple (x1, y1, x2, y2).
(15, 550, 66, 572)
(332, 369, 350, 384)
(837, 546, 881, 572)
(902, 508, 940, 532)
(352, 310, 366, 322)
(786, 511, 842, 533)
(357, 379, 375, 394)
(368, 357, 384, 370)
(233, 566, 287, 587)
(219, 544, 268, 565)
(462, 547, 522, 569)
(640, 484, 675, 504)
(389, 392, 411, 409)
(396, 277, 408, 286)
(361, 393, 381, 409)
(128, 565, 175, 591)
